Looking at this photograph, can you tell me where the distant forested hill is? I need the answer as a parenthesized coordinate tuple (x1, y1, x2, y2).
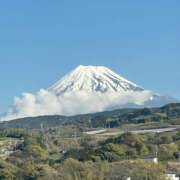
(0, 103, 180, 129)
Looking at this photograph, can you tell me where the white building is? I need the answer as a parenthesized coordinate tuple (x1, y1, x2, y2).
(167, 173, 179, 180)
(143, 157, 158, 164)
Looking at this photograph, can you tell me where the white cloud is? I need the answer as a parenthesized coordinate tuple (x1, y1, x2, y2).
(0, 89, 153, 121)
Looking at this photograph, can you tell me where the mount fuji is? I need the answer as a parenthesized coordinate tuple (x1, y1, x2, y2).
(48, 65, 175, 109)
(1, 65, 177, 121)
(49, 65, 144, 94)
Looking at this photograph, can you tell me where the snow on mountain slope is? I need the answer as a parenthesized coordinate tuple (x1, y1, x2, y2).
(48, 65, 177, 110)
(48, 65, 144, 95)
(0, 65, 177, 121)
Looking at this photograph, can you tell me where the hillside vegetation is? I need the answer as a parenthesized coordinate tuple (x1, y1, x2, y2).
(1, 103, 180, 129)
(0, 126, 179, 179)
(0, 103, 179, 179)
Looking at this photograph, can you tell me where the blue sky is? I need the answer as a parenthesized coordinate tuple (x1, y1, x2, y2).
(0, 0, 179, 113)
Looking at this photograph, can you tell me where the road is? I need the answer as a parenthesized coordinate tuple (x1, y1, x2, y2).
(84, 127, 178, 136)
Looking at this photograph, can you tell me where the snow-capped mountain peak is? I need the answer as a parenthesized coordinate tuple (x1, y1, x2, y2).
(1, 65, 177, 121)
(49, 65, 144, 95)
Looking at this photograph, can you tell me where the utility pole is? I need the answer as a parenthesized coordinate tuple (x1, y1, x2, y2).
(74, 128, 78, 145)
(40, 123, 44, 132)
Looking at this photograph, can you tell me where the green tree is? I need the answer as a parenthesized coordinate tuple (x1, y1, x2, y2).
(25, 145, 48, 161)
(160, 135, 173, 144)
(103, 143, 127, 157)
(61, 158, 93, 180)
(105, 160, 166, 180)
(159, 144, 178, 160)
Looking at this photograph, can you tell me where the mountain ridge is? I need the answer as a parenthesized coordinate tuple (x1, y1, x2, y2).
(0, 103, 180, 129)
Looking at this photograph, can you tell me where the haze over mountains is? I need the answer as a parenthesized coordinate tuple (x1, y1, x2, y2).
(1, 65, 177, 121)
